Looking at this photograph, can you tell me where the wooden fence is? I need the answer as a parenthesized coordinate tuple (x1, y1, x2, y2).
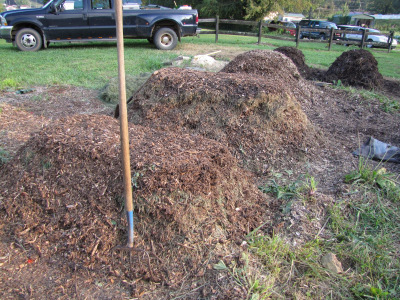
(198, 17, 396, 53)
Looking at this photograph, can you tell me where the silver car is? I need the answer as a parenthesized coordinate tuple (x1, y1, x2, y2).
(338, 25, 397, 49)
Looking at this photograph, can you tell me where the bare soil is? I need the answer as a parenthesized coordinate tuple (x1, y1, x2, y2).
(0, 48, 399, 299)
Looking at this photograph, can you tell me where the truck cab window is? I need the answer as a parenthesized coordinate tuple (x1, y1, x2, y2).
(91, 0, 111, 9)
(63, 0, 84, 10)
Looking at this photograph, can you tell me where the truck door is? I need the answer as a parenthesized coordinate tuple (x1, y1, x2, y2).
(87, 0, 139, 38)
(44, 0, 90, 40)
(87, 0, 116, 38)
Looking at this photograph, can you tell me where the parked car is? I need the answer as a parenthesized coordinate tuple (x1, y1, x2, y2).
(281, 21, 297, 36)
(268, 20, 297, 36)
(298, 19, 338, 40)
(337, 25, 397, 49)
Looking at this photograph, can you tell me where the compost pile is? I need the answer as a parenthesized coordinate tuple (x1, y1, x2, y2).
(126, 64, 321, 172)
(274, 46, 311, 77)
(220, 49, 320, 106)
(325, 49, 384, 89)
(0, 114, 271, 295)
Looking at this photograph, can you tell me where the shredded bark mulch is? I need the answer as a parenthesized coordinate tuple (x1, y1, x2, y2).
(219, 49, 320, 106)
(325, 49, 384, 89)
(124, 67, 322, 173)
(0, 114, 271, 298)
(274, 46, 311, 77)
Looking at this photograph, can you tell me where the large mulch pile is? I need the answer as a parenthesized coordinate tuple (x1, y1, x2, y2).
(219, 49, 320, 106)
(274, 46, 311, 77)
(124, 66, 321, 172)
(0, 114, 270, 297)
(324, 49, 384, 89)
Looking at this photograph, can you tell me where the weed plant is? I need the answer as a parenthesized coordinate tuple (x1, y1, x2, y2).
(0, 147, 10, 165)
(345, 157, 400, 202)
(241, 161, 399, 298)
(333, 81, 400, 113)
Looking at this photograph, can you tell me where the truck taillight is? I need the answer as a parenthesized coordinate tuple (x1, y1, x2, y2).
(196, 14, 198, 24)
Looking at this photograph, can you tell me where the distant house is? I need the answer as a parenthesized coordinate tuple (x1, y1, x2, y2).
(349, 13, 375, 27)
(264, 11, 279, 21)
(279, 13, 305, 23)
(6, 4, 17, 10)
(332, 12, 375, 27)
(264, 12, 305, 23)
(372, 14, 400, 20)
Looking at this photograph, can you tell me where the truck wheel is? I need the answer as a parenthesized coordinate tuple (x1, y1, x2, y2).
(153, 27, 178, 50)
(367, 39, 373, 48)
(15, 28, 42, 51)
(320, 33, 326, 40)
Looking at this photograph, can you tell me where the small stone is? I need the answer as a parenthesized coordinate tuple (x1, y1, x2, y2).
(321, 252, 343, 273)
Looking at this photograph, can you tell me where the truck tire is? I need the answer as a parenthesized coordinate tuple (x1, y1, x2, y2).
(15, 28, 42, 52)
(367, 39, 373, 48)
(153, 27, 178, 50)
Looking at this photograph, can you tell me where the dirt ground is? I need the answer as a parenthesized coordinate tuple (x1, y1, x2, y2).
(0, 48, 399, 299)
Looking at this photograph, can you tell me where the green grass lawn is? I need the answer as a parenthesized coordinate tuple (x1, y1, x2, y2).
(1, 34, 399, 90)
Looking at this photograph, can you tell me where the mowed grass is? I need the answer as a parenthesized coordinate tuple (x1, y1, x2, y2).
(1, 34, 400, 90)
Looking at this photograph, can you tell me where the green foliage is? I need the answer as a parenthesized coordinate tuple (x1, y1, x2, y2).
(298, 174, 318, 202)
(0, 78, 20, 91)
(199, 0, 245, 19)
(341, 2, 349, 16)
(15, 0, 31, 6)
(246, 231, 348, 298)
(260, 171, 318, 203)
(333, 84, 400, 113)
(259, 170, 300, 200)
(0, 148, 10, 165)
(328, 193, 400, 298)
(345, 157, 400, 202)
(367, 0, 400, 14)
(245, 0, 281, 21)
(374, 19, 400, 34)
(213, 252, 273, 299)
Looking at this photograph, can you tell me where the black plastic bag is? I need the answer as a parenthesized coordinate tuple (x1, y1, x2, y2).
(353, 137, 400, 164)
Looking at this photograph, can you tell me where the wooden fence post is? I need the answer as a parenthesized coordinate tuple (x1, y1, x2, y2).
(258, 20, 262, 44)
(215, 15, 219, 43)
(388, 31, 394, 53)
(328, 27, 334, 51)
(296, 26, 300, 48)
(361, 29, 366, 48)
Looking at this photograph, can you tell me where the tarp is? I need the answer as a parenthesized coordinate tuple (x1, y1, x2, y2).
(353, 137, 400, 163)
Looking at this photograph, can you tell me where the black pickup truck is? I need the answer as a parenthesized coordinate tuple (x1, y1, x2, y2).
(0, 0, 199, 51)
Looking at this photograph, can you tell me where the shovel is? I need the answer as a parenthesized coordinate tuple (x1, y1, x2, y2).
(114, 0, 138, 252)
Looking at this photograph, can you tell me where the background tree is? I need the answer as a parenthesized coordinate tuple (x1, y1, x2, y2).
(244, 0, 325, 21)
(15, 0, 31, 6)
(367, 0, 400, 14)
(198, 0, 246, 19)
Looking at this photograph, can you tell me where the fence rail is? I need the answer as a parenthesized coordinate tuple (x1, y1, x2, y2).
(198, 18, 396, 53)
